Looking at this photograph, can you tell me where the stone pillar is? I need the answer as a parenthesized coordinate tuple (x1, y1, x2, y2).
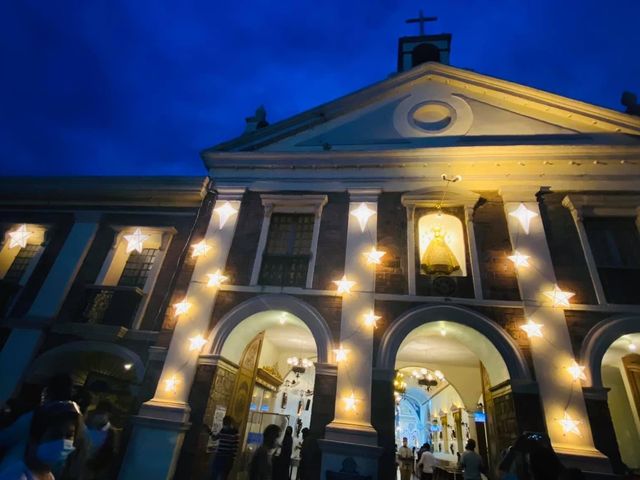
(582, 387, 625, 474)
(370, 368, 396, 480)
(309, 363, 337, 437)
(119, 188, 244, 480)
(464, 206, 483, 300)
(320, 190, 382, 479)
(0, 212, 100, 403)
(500, 188, 610, 472)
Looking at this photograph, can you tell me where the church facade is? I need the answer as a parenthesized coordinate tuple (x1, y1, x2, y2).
(1, 28, 640, 480)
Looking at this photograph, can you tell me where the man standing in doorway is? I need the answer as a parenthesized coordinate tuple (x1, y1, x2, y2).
(205, 415, 239, 480)
(397, 437, 413, 480)
(459, 439, 483, 480)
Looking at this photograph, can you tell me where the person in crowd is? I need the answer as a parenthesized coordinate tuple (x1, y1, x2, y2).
(82, 401, 116, 480)
(274, 426, 293, 480)
(459, 439, 483, 480)
(249, 424, 281, 480)
(397, 437, 413, 480)
(296, 428, 309, 480)
(499, 432, 564, 480)
(0, 400, 81, 480)
(204, 415, 240, 480)
(0, 375, 74, 475)
(417, 443, 429, 462)
(416, 443, 437, 480)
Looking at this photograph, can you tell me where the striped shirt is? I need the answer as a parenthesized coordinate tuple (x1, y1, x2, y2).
(211, 426, 239, 459)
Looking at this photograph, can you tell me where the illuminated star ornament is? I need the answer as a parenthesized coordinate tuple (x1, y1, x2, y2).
(509, 203, 538, 234)
(173, 297, 192, 316)
(206, 270, 228, 288)
(334, 347, 349, 363)
(363, 246, 386, 265)
(215, 201, 238, 229)
(164, 375, 179, 393)
(363, 310, 381, 328)
(567, 361, 587, 382)
(344, 393, 357, 411)
(8, 224, 33, 249)
(508, 251, 530, 268)
(558, 412, 582, 436)
(333, 275, 356, 295)
(350, 203, 376, 232)
(543, 284, 575, 307)
(520, 320, 544, 338)
(191, 240, 211, 258)
(188, 334, 208, 352)
(124, 228, 150, 253)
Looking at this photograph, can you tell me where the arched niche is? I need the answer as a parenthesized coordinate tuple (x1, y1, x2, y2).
(417, 212, 467, 276)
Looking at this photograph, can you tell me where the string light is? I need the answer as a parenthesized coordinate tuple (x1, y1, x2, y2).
(343, 393, 357, 411)
(333, 275, 356, 294)
(508, 251, 530, 268)
(363, 310, 381, 328)
(543, 284, 575, 307)
(509, 203, 538, 234)
(191, 240, 211, 258)
(520, 320, 544, 338)
(363, 247, 385, 265)
(164, 375, 179, 393)
(215, 201, 238, 229)
(7, 224, 33, 249)
(334, 347, 349, 363)
(558, 412, 582, 436)
(123, 363, 133, 371)
(123, 228, 149, 253)
(567, 361, 587, 382)
(206, 270, 228, 288)
(350, 203, 376, 232)
(173, 298, 192, 317)
(188, 334, 207, 352)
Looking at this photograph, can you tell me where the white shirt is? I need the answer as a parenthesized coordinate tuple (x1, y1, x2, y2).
(418, 451, 437, 473)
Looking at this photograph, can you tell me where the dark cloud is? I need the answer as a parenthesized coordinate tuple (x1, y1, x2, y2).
(0, 0, 638, 175)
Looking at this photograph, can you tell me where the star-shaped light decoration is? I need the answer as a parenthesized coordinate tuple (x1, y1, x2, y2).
(206, 270, 228, 288)
(214, 201, 238, 229)
(123, 363, 133, 371)
(164, 375, 179, 393)
(520, 319, 544, 338)
(123, 228, 150, 253)
(334, 347, 349, 363)
(343, 393, 357, 411)
(363, 310, 381, 328)
(509, 203, 538, 234)
(333, 275, 356, 295)
(567, 361, 587, 382)
(543, 284, 575, 307)
(8, 224, 33, 249)
(191, 240, 211, 258)
(188, 334, 208, 352)
(558, 411, 582, 436)
(363, 246, 386, 265)
(173, 297, 192, 317)
(508, 251, 530, 268)
(350, 203, 376, 232)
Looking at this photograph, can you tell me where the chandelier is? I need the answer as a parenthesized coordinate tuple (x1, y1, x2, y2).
(412, 368, 445, 392)
(393, 371, 407, 403)
(287, 356, 312, 375)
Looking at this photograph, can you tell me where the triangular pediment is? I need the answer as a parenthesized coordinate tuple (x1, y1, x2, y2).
(205, 63, 640, 153)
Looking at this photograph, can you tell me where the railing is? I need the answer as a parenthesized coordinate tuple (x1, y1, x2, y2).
(80, 285, 144, 328)
(0, 279, 21, 319)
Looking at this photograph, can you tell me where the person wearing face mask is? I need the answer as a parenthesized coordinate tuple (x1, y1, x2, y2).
(82, 401, 116, 480)
(0, 400, 81, 480)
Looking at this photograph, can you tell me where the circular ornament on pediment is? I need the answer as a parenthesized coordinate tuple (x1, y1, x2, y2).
(409, 101, 455, 132)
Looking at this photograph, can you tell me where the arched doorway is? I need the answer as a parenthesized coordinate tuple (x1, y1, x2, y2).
(376, 305, 535, 479)
(582, 316, 640, 471)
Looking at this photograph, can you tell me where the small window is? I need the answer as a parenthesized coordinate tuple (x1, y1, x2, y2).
(3, 244, 40, 283)
(259, 214, 314, 287)
(118, 248, 158, 289)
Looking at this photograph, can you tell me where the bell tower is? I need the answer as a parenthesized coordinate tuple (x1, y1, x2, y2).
(398, 10, 452, 72)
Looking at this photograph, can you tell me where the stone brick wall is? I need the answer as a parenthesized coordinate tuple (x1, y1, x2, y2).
(564, 310, 611, 359)
(312, 193, 348, 290)
(225, 190, 264, 286)
(375, 193, 407, 294)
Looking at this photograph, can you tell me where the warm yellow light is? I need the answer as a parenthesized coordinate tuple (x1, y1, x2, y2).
(215, 201, 238, 229)
(334, 347, 349, 363)
(440, 327, 447, 336)
(434, 370, 445, 381)
(164, 375, 179, 393)
(363, 247, 386, 265)
(188, 334, 208, 352)
(520, 320, 544, 338)
(343, 393, 357, 411)
(350, 203, 376, 232)
(206, 270, 228, 288)
(363, 310, 380, 328)
(191, 240, 211, 258)
(567, 361, 587, 382)
(279, 313, 287, 325)
(629, 343, 637, 352)
(558, 411, 582, 436)
(123, 363, 133, 371)
(509, 203, 538, 234)
(543, 284, 575, 307)
(508, 251, 530, 268)
(123, 228, 149, 253)
(333, 275, 356, 294)
(173, 298, 192, 316)
(8, 224, 33, 249)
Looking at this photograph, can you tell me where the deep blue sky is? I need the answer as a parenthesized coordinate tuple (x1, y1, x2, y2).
(1, 0, 639, 176)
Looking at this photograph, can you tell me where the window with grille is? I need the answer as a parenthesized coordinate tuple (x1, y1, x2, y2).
(118, 248, 158, 289)
(259, 213, 314, 287)
(584, 217, 640, 304)
(3, 244, 40, 283)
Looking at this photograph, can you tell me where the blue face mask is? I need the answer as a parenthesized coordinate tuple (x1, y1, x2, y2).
(36, 439, 75, 465)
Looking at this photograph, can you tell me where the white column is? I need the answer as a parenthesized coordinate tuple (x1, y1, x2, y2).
(120, 188, 243, 480)
(250, 204, 273, 285)
(406, 204, 416, 295)
(501, 188, 608, 469)
(0, 212, 100, 403)
(464, 206, 483, 300)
